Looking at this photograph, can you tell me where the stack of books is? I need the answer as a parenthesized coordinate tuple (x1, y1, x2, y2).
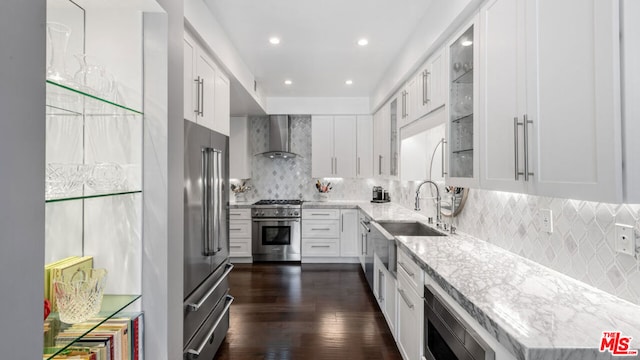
(45, 256, 94, 311)
(43, 313, 143, 360)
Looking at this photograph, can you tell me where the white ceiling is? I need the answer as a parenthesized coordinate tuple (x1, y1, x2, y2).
(204, 0, 433, 98)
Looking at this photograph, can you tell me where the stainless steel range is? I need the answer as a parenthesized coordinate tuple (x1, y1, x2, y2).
(252, 200, 302, 261)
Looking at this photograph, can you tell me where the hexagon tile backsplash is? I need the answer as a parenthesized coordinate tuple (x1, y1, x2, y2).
(233, 115, 640, 306)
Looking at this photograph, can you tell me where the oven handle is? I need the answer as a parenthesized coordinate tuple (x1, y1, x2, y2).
(252, 218, 300, 222)
(186, 263, 234, 312)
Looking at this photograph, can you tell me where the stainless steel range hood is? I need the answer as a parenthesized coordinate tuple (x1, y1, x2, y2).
(258, 115, 300, 159)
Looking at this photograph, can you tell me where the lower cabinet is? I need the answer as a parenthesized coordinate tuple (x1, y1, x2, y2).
(374, 255, 397, 337)
(397, 270, 423, 360)
(229, 208, 252, 259)
(302, 208, 359, 261)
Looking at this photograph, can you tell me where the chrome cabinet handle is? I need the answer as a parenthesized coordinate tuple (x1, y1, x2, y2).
(335, 157, 338, 174)
(357, 157, 360, 175)
(378, 155, 383, 175)
(341, 213, 344, 232)
(252, 218, 300, 222)
(359, 220, 370, 232)
(311, 228, 331, 231)
(524, 114, 534, 181)
(398, 261, 414, 277)
(378, 270, 385, 302)
(311, 245, 331, 248)
(187, 264, 234, 312)
(186, 294, 234, 359)
(230, 228, 241, 231)
(423, 70, 428, 105)
(194, 76, 201, 116)
(398, 288, 414, 309)
(514, 117, 521, 181)
(199, 78, 205, 116)
(441, 138, 448, 177)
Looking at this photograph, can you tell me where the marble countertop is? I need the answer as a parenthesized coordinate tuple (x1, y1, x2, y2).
(306, 201, 640, 360)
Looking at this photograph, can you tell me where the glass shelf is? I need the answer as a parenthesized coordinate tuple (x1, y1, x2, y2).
(452, 69, 473, 84)
(43, 294, 140, 359)
(452, 114, 473, 123)
(46, 80, 143, 116)
(46, 190, 142, 203)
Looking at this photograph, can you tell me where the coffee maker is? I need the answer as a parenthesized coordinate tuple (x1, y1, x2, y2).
(371, 186, 390, 203)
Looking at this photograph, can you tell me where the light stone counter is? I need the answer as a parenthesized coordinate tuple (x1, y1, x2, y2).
(304, 200, 640, 360)
(228, 201, 253, 209)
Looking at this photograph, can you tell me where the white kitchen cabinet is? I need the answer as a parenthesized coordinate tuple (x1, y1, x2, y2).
(214, 70, 230, 136)
(415, 48, 446, 120)
(398, 78, 415, 128)
(229, 209, 252, 259)
(397, 269, 423, 360)
(230, 116, 251, 179)
(623, 0, 640, 203)
(339, 209, 358, 257)
(356, 115, 374, 178)
(184, 31, 230, 135)
(384, 267, 397, 336)
(479, 0, 622, 203)
(311, 115, 357, 178)
(446, 19, 480, 188)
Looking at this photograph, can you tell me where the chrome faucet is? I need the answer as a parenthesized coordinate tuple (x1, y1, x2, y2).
(415, 180, 442, 225)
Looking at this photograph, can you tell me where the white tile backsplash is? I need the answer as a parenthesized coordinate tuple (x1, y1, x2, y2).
(239, 115, 640, 305)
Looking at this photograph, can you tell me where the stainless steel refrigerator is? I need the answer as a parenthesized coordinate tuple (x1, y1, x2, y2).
(183, 119, 234, 360)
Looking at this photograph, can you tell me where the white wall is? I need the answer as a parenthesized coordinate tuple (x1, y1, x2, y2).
(0, 0, 46, 358)
(266, 97, 370, 115)
(370, 0, 483, 112)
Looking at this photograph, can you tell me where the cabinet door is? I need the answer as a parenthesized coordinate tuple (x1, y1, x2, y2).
(397, 276, 422, 360)
(183, 35, 197, 122)
(333, 116, 357, 178)
(196, 52, 217, 131)
(527, 0, 622, 203)
(356, 115, 373, 178)
(479, 0, 528, 193)
(339, 209, 358, 257)
(214, 71, 230, 136)
(429, 49, 446, 110)
(447, 19, 480, 188)
(384, 270, 397, 336)
(311, 116, 335, 177)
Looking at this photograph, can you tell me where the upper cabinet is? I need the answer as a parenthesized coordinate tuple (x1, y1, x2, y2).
(311, 115, 357, 178)
(479, 0, 623, 203)
(446, 20, 479, 188)
(356, 115, 374, 178)
(415, 48, 446, 121)
(184, 31, 230, 135)
(373, 103, 391, 178)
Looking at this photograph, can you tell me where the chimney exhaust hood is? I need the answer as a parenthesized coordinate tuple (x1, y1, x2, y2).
(258, 115, 300, 159)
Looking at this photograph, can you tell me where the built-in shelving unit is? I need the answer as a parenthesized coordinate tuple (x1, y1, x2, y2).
(43, 295, 141, 359)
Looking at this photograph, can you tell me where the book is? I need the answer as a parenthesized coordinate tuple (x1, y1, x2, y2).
(44, 256, 79, 304)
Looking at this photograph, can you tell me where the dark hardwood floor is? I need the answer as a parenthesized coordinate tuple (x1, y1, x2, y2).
(214, 263, 403, 360)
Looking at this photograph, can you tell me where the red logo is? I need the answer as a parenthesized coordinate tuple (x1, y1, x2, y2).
(600, 332, 638, 356)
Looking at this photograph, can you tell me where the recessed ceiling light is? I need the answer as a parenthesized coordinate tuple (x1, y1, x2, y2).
(357, 38, 369, 46)
(284, 80, 292, 85)
(345, 80, 353, 85)
(461, 40, 473, 47)
(269, 37, 281, 45)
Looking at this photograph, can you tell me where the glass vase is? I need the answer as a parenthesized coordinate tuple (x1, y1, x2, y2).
(74, 54, 113, 98)
(46, 22, 73, 85)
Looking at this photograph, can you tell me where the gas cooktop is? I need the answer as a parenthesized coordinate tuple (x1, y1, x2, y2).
(253, 199, 303, 206)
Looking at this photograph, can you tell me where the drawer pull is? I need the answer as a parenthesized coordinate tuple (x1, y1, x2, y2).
(398, 288, 414, 309)
(311, 213, 331, 216)
(230, 228, 242, 231)
(311, 245, 331, 248)
(311, 228, 331, 231)
(398, 261, 415, 277)
(230, 245, 241, 248)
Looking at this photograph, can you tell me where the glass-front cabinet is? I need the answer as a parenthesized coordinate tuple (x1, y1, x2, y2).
(43, 0, 162, 357)
(447, 21, 479, 187)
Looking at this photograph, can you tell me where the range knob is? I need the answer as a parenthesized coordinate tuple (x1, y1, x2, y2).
(260, 211, 265, 216)
(293, 211, 299, 216)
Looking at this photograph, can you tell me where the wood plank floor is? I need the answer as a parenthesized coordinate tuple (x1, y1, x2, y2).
(214, 263, 403, 360)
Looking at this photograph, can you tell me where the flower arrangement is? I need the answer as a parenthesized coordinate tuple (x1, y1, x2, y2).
(231, 182, 251, 194)
(315, 180, 332, 193)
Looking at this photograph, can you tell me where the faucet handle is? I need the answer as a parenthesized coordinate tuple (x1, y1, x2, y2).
(427, 217, 433, 224)
(443, 223, 449, 231)
(450, 225, 456, 234)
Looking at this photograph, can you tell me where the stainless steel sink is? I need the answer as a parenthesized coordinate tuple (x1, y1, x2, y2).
(376, 220, 447, 237)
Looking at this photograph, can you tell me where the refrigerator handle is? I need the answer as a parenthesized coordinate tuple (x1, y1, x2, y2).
(186, 294, 234, 359)
(201, 148, 210, 256)
(186, 263, 234, 312)
(209, 148, 218, 255)
(215, 149, 223, 253)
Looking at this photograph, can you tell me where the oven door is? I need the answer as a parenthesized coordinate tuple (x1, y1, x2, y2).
(252, 218, 301, 261)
